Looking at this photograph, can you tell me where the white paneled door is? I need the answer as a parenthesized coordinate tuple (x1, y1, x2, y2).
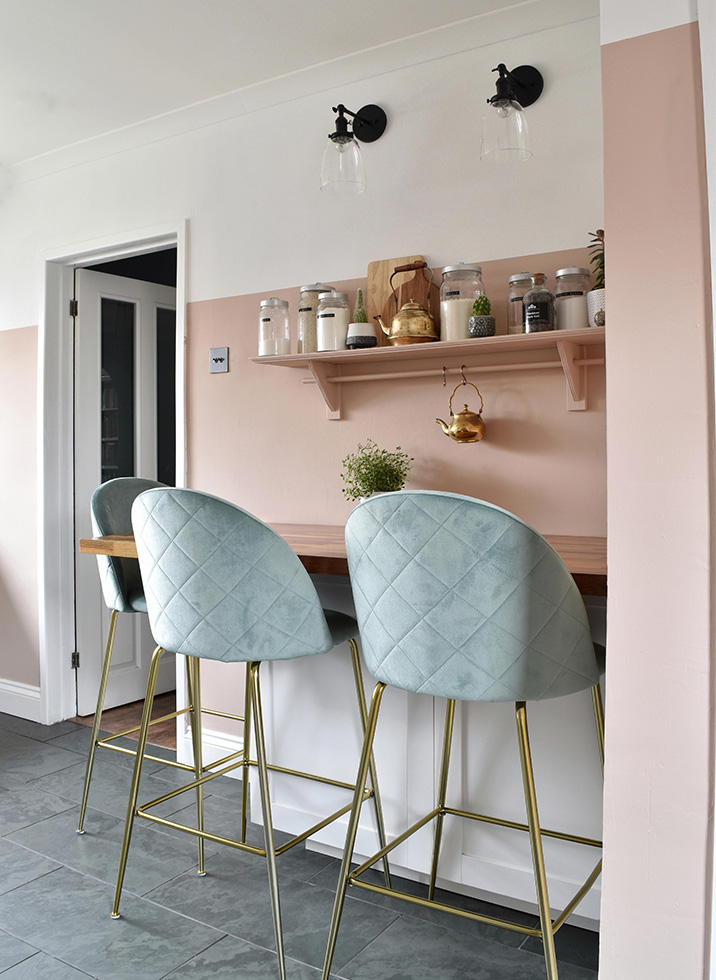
(73, 268, 177, 716)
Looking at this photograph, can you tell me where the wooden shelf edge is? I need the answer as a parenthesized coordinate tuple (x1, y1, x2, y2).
(250, 328, 605, 417)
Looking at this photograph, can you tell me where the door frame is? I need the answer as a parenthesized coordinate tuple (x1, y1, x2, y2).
(38, 220, 187, 723)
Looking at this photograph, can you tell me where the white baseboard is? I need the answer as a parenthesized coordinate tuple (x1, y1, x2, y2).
(0, 678, 42, 722)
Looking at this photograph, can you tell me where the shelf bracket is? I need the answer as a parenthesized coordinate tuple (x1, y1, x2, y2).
(556, 340, 587, 411)
(309, 361, 341, 419)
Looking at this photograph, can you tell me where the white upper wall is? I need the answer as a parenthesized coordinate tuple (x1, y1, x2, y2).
(601, 0, 697, 44)
(0, 0, 601, 328)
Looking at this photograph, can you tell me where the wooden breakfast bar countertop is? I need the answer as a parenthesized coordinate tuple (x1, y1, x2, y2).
(80, 523, 607, 596)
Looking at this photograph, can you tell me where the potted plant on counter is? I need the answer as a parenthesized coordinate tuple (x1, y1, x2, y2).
(587, 228, 605, 327)
(341, 438, 413, 501)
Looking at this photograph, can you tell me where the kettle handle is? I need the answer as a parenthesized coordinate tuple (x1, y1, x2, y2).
(448, 380, 483, 417)
(389, 262, 435, 311)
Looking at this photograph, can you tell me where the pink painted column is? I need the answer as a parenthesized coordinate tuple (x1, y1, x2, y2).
(600, 22, 713, 979)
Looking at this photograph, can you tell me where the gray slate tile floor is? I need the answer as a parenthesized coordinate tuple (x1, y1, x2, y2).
(0, 711, 599, 979)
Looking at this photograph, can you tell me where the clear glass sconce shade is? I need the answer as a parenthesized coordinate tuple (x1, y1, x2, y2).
(480, 98, 532, 162)
(320, 136, 367, 194)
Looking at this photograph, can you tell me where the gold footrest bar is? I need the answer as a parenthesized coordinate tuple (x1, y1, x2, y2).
(348, 877, 542, 938)
(96, 739, 196, 772)
(352, 809, 441, 878)
(137, 788, 373, 858)
(551, 858, 603, 933)
(444, 806, 603, 849)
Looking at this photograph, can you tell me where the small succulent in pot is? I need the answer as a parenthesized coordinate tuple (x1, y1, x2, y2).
(587, 228, 605, 327)
(468, 295, 496, 338)
(346, 288, 378, 349)
(341, 438, 413, 500)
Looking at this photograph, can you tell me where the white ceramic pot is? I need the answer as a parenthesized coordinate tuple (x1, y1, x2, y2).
(587, 288, 605, 328)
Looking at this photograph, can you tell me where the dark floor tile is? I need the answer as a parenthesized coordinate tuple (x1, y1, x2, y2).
(310, 861, 536, 949)
(7, 806, 214, 897)
(27, 755, 214, 825)
(146, 855, 397, 972)
(1, 951, 96, 978)
(337, 913, 591, 980)
(0, 838, 61, 895)
(164, 796, 335, 882)
(0, 714, 84, 742)
(522, 922, 599, 972)
(0, 866, 224, 980)
(0, 929, 37, 972)
(0, 730, 86, 782)
(0, 777, 76, 835)
(161, 934, 320, 979)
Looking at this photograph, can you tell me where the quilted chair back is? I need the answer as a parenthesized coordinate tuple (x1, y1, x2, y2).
(345, 491, 599, 702)
(91, 477, 165, 613)
(131, 488, 334, 663)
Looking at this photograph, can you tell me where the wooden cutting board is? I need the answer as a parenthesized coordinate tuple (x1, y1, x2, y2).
(366, 255, 424, 346)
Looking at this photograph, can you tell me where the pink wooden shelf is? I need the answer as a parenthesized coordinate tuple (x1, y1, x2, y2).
(250, 327, 605, 418)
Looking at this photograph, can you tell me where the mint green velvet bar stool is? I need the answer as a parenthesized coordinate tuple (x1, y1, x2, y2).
(77, 477, 166, 835)
(322, 491, 605, 980)
(111, 487, 389, 980)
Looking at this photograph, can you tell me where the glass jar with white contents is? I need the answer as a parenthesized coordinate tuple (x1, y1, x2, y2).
(317, 291, 350, 350)
(297, 283, 333, 353)
(258, 298, 290, 356)
(554, 267, 590, 331)
(440, 264, 484, 341)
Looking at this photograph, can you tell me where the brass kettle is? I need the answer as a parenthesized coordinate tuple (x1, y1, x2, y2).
(374, 262, 439, 345)
(374, 299, 438, 345)
(436, 381, 486, 443)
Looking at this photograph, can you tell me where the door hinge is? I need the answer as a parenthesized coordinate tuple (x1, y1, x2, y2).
(69, 299, 78, 317)
(71, 650, 80, 669)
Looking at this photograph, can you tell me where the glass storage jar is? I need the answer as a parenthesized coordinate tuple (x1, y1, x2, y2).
(555, 267, 590, 331)
(524, 274, 555, 333)
(507, 273, 531, 334)
(440, 264, 484, 341)
(317, 291, 350, 350)
(258, 297, 290, 356)
(297, 283, 333, 353)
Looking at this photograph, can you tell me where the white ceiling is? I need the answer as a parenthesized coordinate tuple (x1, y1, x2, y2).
(0, 0, 526, 166)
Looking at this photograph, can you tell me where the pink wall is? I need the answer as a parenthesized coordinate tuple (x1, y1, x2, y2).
(187, 247, 606, 735)
(186, 247, 606, 534)
(0, 326, 39, 687)
(601, 22, 713, 979)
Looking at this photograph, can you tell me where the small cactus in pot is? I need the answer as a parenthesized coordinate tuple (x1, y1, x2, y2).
(468, 295, 496, 338)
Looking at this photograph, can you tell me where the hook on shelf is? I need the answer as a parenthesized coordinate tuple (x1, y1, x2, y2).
(460, 365, 468, 385)
(442, 366, 446, 387)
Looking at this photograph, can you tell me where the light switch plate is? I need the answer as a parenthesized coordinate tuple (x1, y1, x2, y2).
(209, 347, 229, 373)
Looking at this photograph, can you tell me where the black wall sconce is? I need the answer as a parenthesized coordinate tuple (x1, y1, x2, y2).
(480, 64, 544, 162)
(320, 103, 387, 194)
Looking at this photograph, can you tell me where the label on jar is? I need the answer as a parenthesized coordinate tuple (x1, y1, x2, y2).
(444, 290, 461, 297)
(298, 306, 313, 313)
(525, 300, 554, 330)
(556, 290, 585, 298)
(261, 317, 271, 322)
(510, 296, 525, 302)
(318, 312, 336, 318)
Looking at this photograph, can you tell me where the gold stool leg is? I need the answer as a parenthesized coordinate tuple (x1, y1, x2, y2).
(186, 656, 206, 875)
(592, 684, 605, 773)
(349, 638, 391, 888)
(249, 662, 286, 980)
(240, 660, 253, 845)
(111, 645, 164, 919)
(515, 701, 558, 980)
(77, 609, 119, 834)
(322, 681, 386, 980)
(428, 698, 456, 901)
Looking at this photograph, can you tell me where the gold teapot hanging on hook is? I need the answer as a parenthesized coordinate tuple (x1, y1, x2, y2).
(436, 369, 485, 443)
